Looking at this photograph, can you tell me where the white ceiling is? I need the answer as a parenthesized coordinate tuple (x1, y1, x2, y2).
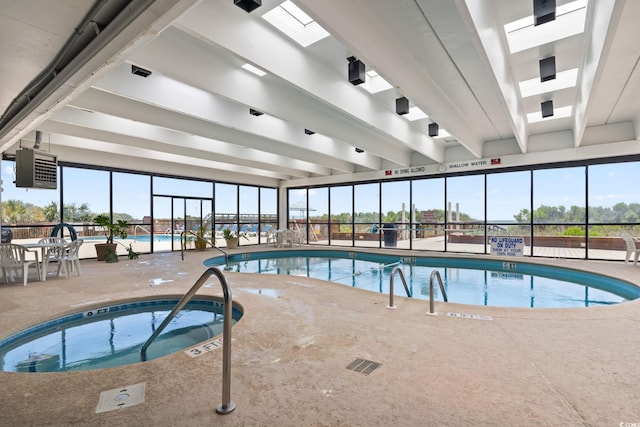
(1, 0, 639, 189)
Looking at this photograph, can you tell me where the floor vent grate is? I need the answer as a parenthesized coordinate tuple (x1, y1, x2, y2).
(346, 358, 381, 375)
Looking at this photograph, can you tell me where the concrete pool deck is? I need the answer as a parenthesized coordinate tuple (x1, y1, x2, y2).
(0, 246, 639, 426)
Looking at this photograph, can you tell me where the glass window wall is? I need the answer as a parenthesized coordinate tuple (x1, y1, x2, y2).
(486, 171, 531, 255)
(288, 188, 307, 243)
(260, 187, 277, 243)
(330, 186, 353, 246)
(308, 187, 328, 245)
(114, 172, 151, 254)
(381, 181, 410, 249)
(239, 185, 258, 245)
(587, 161, 640, 260)
(446, 174, 485, 254)
(412, 178, 445, 251)
(354, 183, 379, 248)
(533, 167, 585, 258)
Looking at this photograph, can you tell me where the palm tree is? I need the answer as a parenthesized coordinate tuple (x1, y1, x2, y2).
(42, 202, 59, 222)
(2, 199, 27, 223)
(25, 204, 45, 222)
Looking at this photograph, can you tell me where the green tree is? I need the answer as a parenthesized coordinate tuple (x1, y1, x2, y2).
(25, 204, 44, 222)
(384, 210, 398, 223)
(63, 202, 92, 222)
(514, 209, 531, 223)
(2, 199, 27, 223)
(43, 202, 59, 222)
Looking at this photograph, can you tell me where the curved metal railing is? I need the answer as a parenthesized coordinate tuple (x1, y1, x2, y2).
(387, 266, 412, 309)
(428, 270, 448, 316)
(140, 267, 236, 414)
(132, 224, 150, 241)
(180, 230, 228, 264)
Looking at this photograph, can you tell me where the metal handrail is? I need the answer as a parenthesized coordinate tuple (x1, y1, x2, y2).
(132, 224, 150, 241)
(140, 267, 236, 415)
(387, 266, 412, 309)
(180, 230, 228, 264)
(427, 270, 448, 316)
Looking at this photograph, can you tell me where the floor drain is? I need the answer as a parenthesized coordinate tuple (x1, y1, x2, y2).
(96, 382, 146, 413)
(346, 358, 381, 375)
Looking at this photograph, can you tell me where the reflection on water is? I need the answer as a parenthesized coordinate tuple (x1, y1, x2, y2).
(221, 256, 628, 308)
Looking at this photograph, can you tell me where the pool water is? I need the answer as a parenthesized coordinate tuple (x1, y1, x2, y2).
(0, 299, 241, 372)
(205, 251, 640, 308)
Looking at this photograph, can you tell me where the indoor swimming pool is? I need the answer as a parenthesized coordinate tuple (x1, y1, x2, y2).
(0, 297, 243, 373)
(205, 250, 640, 308)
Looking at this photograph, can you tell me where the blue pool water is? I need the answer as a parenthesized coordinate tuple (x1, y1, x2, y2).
(204, 250, 640, 308)
(0, 298, 242, 373)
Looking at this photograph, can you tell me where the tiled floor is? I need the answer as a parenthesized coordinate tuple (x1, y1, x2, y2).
(0, 246, 639, 426)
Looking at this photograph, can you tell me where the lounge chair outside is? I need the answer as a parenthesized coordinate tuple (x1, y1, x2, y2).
(261, 225, 272, 236)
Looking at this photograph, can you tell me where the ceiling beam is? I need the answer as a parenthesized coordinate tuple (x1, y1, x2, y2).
(87, 62, 379, 172)
(573, 0, 622, 147)
(170, 6, 431, 164)
(0, 0, 200, 150)
(68, 86, 354, 175)
(41, 114, 310, 179)
(296, 0, 482, 159)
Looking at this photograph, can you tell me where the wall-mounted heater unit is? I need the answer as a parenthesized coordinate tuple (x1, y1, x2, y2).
(15, 148, 58, 189)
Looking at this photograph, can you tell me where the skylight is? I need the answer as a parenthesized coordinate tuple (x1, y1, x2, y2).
(262, 1, 330, 47)
(360, 70, 393, 94)
(519, 68, 579, 97)
(404, 107, 428, 121)
(527, 105, 573, 123)
(504, 0, 587, 53)
(241, 63, 267, 77)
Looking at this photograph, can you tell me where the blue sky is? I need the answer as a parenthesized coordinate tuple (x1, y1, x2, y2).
(3, 161, 639, 222)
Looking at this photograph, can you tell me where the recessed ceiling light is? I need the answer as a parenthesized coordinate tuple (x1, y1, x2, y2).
(519, 68, 579, 97)
(234, 0, 261, 13)
(131, 65, 152, 77)
(241, 63, 267, 76)
(504, 0, 587, 53)
(527, 105, 572, 123)
(262, 0, 330, 47)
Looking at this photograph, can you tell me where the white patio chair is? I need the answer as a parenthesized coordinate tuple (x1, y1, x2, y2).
(37, 236, 67, 280)
(293, 230, 304, 246)
(55, 239, 83, 278)
(0, 243, 41, 285)
(265, 230, 278, 247)
(279, 229, 295, 247)
(621, 233, 639, 265)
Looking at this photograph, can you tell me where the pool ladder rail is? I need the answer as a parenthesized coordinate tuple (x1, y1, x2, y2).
(180, 230, 229, 265)
(387, 267, 448, 315)
(139, 267, 236, 415)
